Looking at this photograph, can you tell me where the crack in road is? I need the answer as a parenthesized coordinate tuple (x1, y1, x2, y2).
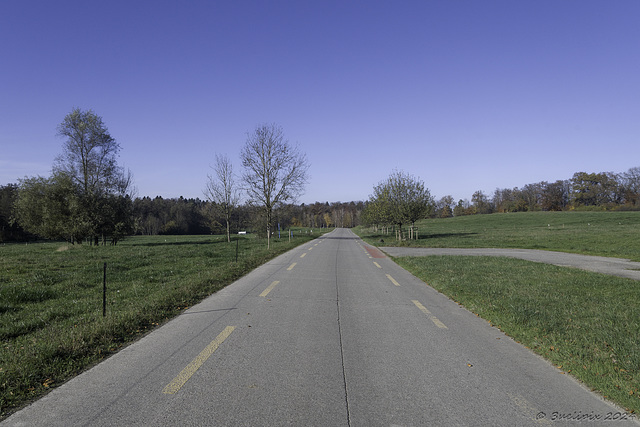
(335, 237, 352, 427)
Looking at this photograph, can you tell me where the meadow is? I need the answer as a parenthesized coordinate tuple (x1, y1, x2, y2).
(357, 211, 640, 413)
(358, 210, 640, 261)
(0, 230, 324, 417)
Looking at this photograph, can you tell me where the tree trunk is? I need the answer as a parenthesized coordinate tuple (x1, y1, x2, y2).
(266, 209, 271, 249)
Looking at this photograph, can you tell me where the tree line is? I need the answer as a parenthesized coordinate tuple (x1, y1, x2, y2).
(0, 187, 365, 243)
(131, 197, 364, 237)
(434, 168, 640, 218)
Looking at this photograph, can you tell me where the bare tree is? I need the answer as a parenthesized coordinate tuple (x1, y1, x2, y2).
(204, 154, 240, 242)
(241, 123, 309, 248)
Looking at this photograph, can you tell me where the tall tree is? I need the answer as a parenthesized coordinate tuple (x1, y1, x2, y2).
(241, 123, 309, 248)
(571, 172, 621, 207)
(520, 182, 544, 211)
(493, 188, 513, 213)
(471, 190, 492, 214)
(54, 108, 125, 197)
(53, 108, 134, 243)
(205, 154, 240, 242)
(541, 180, 571, 211)
(386, 170, 433, 238)
(13, 109, 134, 243)
(364, 170, 433, 239)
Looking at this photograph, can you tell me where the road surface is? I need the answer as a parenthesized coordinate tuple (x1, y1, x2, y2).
(4, 229, 637, 426)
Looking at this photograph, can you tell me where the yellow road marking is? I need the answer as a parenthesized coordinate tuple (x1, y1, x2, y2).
(373, 262, 382, 269)
(287, 263, 297, 271)
(386, 274, 401, 286)
(412, 300, 448, 329)
(163, 326, 236, 394)
(300, 253, 307, 258)
(260, 281, 280, 297)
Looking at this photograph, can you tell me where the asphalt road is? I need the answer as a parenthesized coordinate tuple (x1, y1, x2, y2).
(4, 229, 638, 426)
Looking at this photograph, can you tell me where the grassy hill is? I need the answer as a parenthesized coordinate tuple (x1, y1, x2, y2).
(358, 211, 640, 260)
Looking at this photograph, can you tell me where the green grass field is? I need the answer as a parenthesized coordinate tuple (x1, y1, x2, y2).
(356, 211, 640, 413)
(0, 230, 325, 417)
(357, 211, 640, 260)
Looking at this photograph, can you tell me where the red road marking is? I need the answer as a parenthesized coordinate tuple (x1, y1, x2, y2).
(365, 246, 386, 259)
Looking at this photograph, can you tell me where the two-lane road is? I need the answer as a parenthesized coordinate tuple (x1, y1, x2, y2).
(4, 229, 637, 426)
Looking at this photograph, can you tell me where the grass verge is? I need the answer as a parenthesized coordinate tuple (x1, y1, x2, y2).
(395, 255, 640, 413)
(0, 232, 325, 418)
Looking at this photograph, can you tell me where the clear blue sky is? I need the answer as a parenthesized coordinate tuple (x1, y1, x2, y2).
(2, 1, 639, 204)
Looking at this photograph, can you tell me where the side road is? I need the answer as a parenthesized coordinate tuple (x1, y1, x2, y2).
(380, 247, 640, 280)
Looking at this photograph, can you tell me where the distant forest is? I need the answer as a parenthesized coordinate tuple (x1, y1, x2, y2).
(0, 184, 364, 242)
(440, 168, 640, 217)
(2, 167, 639, 242)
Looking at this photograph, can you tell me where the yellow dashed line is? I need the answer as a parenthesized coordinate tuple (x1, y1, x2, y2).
(287, 263, 297, 271)
(300, 253, 307, 258)
(385, 274, 401, 286)
(373, 262, 382, 269)
(412, 300, 448, 329)
(260, 281, 280, 297)
(163, 326, 236, 394)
